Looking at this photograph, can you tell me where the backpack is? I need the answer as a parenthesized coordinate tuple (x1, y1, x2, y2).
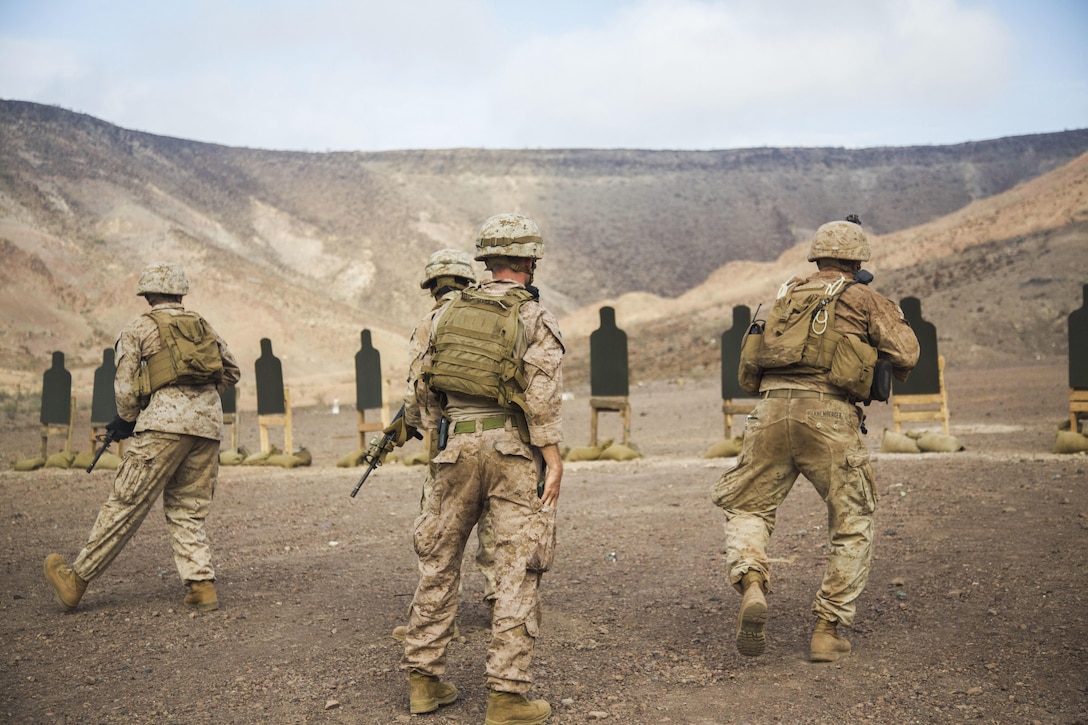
(137, 310, 224, 401)
(740, 275, 878, 400)
(423, 286, 536, 418)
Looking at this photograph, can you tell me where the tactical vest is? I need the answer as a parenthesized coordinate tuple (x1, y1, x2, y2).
(423, 286, 536, 417)
(136, 310, 224, 401)
(744, 275, 877, 400)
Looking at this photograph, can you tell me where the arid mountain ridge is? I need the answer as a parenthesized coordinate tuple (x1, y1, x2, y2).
(1, 99, 1086, 407)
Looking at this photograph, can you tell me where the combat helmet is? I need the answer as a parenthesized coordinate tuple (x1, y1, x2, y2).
(136, 262, 190, 296)
(420, 249, 477, 290)
(807, 215, 870, 262)
(475, 213, 544, 261)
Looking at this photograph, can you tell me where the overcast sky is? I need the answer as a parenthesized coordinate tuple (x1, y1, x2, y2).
(1, 0, 1085, 152)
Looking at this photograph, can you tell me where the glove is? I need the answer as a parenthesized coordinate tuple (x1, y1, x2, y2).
(105, 415, 137, 440)
(382, 416, 419, 448)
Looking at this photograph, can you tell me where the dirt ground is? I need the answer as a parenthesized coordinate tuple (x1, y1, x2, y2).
(2, 361, 1086, 724)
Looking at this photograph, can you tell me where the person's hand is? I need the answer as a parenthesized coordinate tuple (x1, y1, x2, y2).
(105, 415, 137, 440)
(382, 417, 419, 447)
(538, 444, 563, 507)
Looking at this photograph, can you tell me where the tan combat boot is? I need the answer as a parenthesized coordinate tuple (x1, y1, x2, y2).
(484, 690, 551, 725)
(810, 618, 851, 662)
(44, 554, 87, 611)
(735, 571, 767, 657)
(408, 671, 458, 714)
(183, 581, 219, 611)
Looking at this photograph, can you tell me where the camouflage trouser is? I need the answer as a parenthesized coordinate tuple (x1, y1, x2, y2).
(421, 468, 497, 602)
(72, 431, 219, 585)
(402, 422, 555, 693)
(711, 396, 876, 626)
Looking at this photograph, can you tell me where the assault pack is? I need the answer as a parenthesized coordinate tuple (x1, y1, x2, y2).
(136, 310, 224, 402)
(739, 274, 883, 401)
(423, 286, 536, 425)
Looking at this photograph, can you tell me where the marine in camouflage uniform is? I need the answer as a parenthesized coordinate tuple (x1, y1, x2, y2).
(399, 215, 564, 724)
(387, 249, 497, 642)
(713, 217, 919, 662)
(44, 262, 241, 612)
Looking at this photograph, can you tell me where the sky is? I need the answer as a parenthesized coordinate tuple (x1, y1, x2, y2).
(1, 0, 1085, 152)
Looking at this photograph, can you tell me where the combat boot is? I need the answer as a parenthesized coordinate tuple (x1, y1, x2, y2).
(484, 690, 551, 725)
(408, 671, 458, 714)
(810, 618, 851, 662)
(44, 554, 87, 611)
(735, 571, 767, 657)
(183, 581, 219, 611)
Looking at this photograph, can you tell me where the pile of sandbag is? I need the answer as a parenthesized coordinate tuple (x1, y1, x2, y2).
(880, 429, 965, 453)
(562, 438, 643, 462)
(13, 449, 121, 471)
(237, 446, 313, 468)
(704, 437, 744, 459)
(1052, 430, 1088, 454)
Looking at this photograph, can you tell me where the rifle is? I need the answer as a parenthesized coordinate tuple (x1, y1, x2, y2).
(350, 405, 412, 498)
(86, 430, 117, 473)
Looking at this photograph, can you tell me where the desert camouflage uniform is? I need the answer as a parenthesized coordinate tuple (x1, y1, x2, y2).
(402, 278, 564, 694)
(71, 302, 241, 586)
(404, 291, 497, 602)
(713, 270, 919, 625)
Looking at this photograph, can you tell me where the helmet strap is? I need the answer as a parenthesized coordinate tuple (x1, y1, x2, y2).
(485, 257, 536, 284)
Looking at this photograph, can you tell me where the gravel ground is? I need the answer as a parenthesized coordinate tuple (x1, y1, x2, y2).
(2, 361, 1086, 724)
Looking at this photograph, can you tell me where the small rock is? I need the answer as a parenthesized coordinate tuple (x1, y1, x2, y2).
(966, 686, 983, 696)
(588, 711, 610, 720)
(325, 699, 340, 710)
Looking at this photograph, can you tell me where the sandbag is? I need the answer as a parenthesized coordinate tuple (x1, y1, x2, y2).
(704, 437, 744, 458)
(564, 438, 612, 462)
(265, 453, 305, 468)
(13, 456, 46, 471)
(291, 448, 313, 466)
(881, 430, 921, 454)
(598, 443, 642, 461)
(72, 450, 97, 470)
(337, 449, 368, 468)
(916, 432, 965, 453)
(243, 446, 280, 466)
(94, 452, 122, 470)
(219, 449, 247, 466)
(1052, 430, 1088, 454)
(45, 451, 76, 469)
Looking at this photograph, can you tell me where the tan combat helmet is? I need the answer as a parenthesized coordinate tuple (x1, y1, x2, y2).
(420, 249, 477, 290)
(807, 216, 871, 262)
(136, 262, 190, 296)
(475, 213, 544, 261)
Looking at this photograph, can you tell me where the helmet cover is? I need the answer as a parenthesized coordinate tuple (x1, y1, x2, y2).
(136, 262, 190, 296)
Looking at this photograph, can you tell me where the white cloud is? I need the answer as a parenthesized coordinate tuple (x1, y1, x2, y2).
(1, 0, 1079, 151)
(497, 0, 1014, 148)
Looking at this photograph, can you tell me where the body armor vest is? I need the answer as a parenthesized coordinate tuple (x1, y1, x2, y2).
(136, 310, 224, 401)
(743, 275, 878, 400)
(423, 286, 536, 416)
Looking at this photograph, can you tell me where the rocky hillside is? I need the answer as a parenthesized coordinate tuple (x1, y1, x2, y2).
(562, 152, 1088, 383)
(1, 100, 1086, 405)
